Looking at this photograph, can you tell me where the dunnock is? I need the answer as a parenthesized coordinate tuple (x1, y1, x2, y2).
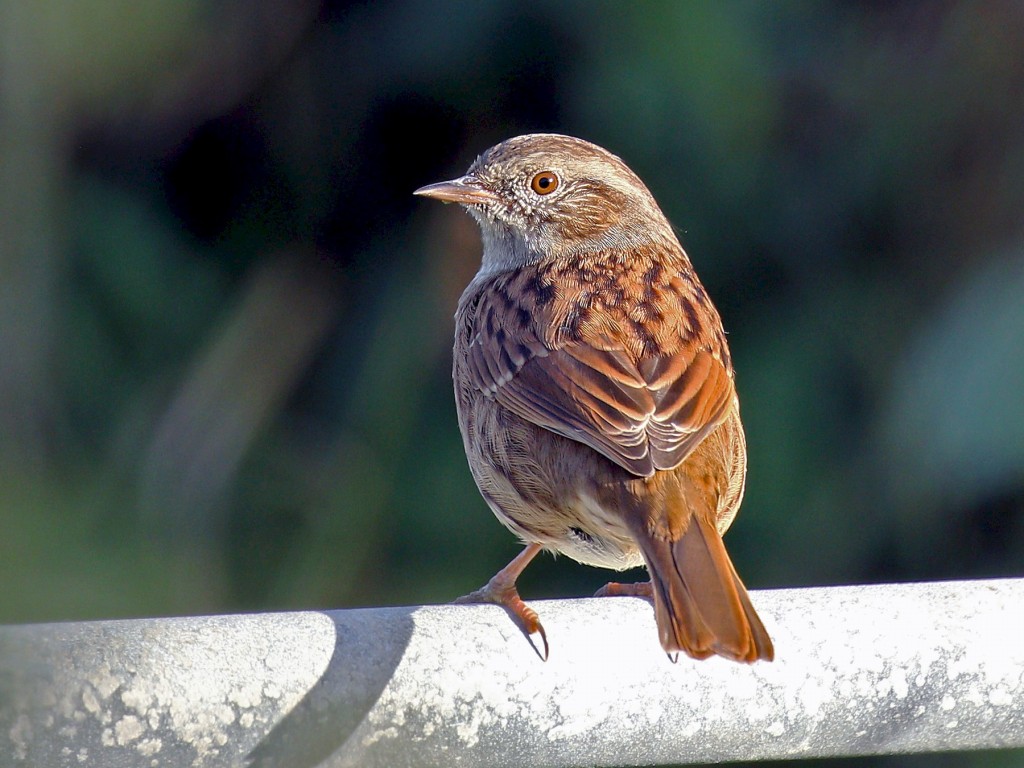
(416, 134, 773, 663)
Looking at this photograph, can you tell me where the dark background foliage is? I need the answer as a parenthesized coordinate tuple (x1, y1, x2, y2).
(1, 2, 1022, 766)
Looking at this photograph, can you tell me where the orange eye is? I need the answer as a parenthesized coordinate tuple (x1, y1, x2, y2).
(530, 171, 559, 195)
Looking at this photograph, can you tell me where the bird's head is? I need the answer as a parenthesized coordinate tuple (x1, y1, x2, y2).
(415, 133, 676, 276)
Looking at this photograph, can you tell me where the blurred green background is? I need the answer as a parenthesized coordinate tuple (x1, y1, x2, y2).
(1, 1, 1023, 765)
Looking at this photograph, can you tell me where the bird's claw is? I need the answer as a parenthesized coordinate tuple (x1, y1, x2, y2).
(594, 580, 654, 598)
(455, 579, 549, 661)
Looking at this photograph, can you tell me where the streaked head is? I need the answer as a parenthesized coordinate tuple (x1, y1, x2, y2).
(415, 134, 677, 271)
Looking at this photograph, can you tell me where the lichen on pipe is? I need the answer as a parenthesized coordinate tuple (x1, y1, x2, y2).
(1, 579, 1023, 767)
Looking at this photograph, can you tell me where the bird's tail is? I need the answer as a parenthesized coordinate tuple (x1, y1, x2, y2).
(641, 513, 774, 662)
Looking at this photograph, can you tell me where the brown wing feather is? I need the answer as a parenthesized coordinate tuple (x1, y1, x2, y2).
(461, 254, 735, 478)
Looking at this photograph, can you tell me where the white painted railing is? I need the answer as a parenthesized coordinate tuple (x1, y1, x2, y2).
(2, 579, 1023, 766)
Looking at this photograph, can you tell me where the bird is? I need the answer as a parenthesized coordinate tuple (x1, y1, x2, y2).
(415, 133, 773, 663)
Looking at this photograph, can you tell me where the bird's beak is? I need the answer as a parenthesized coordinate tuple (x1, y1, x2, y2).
(414, 175, 498, 205)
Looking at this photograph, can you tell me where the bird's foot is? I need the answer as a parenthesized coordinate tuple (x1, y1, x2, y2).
(453, 543, 548, 660)
(595, 580, 677, 661)
(455, 577, 548, 660)
(594, 580, 654, 598)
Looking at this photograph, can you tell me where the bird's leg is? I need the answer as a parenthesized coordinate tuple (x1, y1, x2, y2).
(594, 580, 653, 598)
(454, 542, 548, 659)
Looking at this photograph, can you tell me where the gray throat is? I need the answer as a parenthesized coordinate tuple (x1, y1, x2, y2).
(472, 219, 544, 284)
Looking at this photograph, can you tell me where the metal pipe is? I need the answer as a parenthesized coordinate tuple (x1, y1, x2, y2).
(2, 578, 1023, 767)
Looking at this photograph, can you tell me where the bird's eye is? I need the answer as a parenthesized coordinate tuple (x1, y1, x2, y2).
(530, 171, 559, 195)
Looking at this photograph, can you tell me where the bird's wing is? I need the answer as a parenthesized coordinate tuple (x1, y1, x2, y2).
(463, 279, 735, 478)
